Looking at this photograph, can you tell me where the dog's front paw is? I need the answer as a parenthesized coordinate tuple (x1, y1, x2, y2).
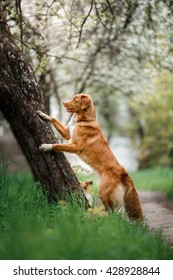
(39, 144, 53, 152)
(37, 110, 51, 121)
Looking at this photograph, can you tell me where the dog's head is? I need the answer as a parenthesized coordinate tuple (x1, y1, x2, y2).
(63, 94, 96, 121)
(80, 181, 93, 207)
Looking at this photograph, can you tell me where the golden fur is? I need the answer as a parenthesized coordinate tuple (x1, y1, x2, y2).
(38, 93, 143, 220)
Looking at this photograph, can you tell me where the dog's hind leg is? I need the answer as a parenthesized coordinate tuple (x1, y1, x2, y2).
(99, 172, 124, 212)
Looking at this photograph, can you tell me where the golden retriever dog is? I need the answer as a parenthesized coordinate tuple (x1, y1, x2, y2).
(80, 181, 93, 207)
(38, 93, 143, 220)
(79, 180, 93, 191)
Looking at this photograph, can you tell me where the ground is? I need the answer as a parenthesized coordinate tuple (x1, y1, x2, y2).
(140, 191, 173, 245)
(95, 190, 173, 245)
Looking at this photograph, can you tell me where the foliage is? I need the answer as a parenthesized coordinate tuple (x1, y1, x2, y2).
(2, 0, 173, 164)
(0, 166, 172, 260)
(129, 71, 173, 168)
(4, 1, 173, 115)
(130, 167, 173, 200)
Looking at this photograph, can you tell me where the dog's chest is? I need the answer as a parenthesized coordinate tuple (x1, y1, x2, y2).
(67, 114, 76, 137)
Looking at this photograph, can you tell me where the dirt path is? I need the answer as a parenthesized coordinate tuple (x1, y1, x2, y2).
(139, 191, 173, 245)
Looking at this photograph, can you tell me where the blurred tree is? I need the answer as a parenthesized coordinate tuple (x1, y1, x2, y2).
(129, 71, 173, 168)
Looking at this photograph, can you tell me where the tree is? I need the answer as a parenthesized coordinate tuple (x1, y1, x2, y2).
(2, 0, 173, 171)
(129, 71, 173, 168)
(0, 1, 84, 203)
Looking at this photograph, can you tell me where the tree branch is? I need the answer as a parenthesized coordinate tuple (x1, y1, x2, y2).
(15, 0, 23, 49)
(76, 0, 94, 48)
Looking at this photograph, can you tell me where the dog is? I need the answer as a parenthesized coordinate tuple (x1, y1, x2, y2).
(80, 180, 93, 191)
(38, 93, 143, 220)
(80, 181, 93, 207)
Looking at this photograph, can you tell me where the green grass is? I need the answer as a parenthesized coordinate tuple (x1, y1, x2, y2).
(0, 164, 172, 260)
(130, 167, 173, 200)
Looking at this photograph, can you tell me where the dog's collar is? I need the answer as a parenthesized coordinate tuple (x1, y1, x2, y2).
(76, 119, 90, 123)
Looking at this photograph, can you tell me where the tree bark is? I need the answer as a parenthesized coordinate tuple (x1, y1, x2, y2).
(0, 2, 84, 203)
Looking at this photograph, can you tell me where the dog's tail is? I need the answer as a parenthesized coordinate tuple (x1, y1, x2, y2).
(122, 173, 143, 221)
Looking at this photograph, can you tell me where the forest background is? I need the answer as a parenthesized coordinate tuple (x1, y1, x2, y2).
(0, 0, 173, 171)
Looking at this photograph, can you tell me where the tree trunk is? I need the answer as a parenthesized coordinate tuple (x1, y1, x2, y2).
(0, 2, 84, 203)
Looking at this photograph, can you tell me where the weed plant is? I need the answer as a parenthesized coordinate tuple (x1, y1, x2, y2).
(0, 163, 172, 260)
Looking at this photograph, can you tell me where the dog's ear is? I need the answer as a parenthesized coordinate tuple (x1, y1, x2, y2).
(80, 94, 91, 109)
(79, 181, 93, 190)
(83, 181, 93, 190)
(85, 181, 93, 186)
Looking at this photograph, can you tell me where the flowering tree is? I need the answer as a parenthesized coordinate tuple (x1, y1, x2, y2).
(0, 1, 84, 202)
